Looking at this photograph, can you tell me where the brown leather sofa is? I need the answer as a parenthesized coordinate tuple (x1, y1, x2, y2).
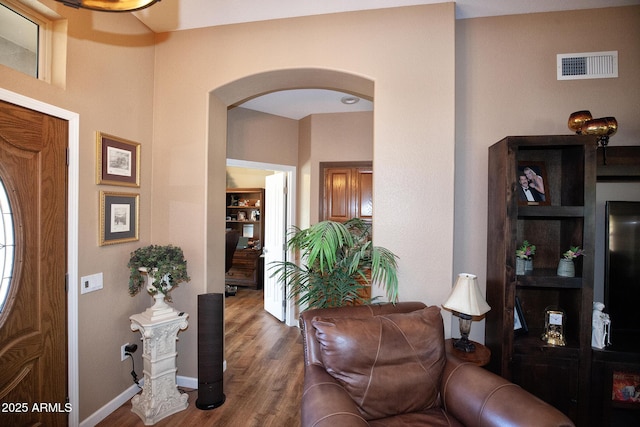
(299, 302, 575, 427)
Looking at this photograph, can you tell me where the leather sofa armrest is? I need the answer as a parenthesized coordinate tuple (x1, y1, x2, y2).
(301, 364, 369, 427)
(441, 356, 575, 427)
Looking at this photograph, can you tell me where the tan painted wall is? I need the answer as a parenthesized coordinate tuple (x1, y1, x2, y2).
(0, 2, 156, 421)
(226, 166, 274, 188)
(227, 106, 299, 165)
(454, 6, 640, 342)
(151, 3, 457, 381)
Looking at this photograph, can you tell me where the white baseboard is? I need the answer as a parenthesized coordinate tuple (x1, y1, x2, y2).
(79, 375, 199, 427)
(177, 375, 198, 389)
(79, 381, 144, 427)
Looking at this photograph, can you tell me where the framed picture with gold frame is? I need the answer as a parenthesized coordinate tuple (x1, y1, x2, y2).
(96, 132, 140, 187)
(99, 191, 139, 246)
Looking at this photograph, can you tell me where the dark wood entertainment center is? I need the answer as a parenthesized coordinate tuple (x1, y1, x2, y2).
(486, 138, 640, 427)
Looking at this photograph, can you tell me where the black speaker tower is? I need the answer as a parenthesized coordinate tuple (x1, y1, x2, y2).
(196, 293, 226, 410)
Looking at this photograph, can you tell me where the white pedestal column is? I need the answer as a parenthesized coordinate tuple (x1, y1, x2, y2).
(130, 304, 189, 425)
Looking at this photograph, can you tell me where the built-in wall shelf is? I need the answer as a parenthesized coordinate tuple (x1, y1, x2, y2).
(597, 146, 640, 181)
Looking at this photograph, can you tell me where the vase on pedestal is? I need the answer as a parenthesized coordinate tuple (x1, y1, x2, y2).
(127, 245, 191, 425)
(140, 270, 180, 321)
(557, 258, 575, 277)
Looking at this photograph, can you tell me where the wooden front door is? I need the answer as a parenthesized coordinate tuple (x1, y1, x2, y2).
(0, 100, 68, 425)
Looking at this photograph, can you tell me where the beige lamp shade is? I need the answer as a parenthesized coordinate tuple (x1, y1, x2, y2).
(442, 273, 491, 316)
(56, 0, 161, 12)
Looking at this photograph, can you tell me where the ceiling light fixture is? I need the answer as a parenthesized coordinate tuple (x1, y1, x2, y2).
(340, 96, 360, 105)
(55, 0, 161, 12)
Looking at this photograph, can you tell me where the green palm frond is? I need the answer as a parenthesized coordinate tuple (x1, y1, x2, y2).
(269, 218, 399, 310)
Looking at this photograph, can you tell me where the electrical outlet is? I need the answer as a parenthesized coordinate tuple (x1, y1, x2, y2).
(80, 272, 103, 294)
(121, 343, 130, 362)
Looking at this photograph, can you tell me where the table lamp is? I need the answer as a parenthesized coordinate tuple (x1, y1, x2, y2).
(442, 273, 491, 353)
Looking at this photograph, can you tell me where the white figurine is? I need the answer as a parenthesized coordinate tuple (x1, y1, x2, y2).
(592, 301, 611, 349)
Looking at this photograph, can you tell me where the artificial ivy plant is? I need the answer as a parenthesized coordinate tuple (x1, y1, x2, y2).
(128, 244, 190, 301)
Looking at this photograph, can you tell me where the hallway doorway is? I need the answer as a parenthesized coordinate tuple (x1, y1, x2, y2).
(226, 159, 297, 326)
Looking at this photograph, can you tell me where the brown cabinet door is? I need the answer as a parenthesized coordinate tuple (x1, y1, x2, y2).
(322, 164, 372, 222)
(354, 167, 373, 222)
(324, 167, 352, 222)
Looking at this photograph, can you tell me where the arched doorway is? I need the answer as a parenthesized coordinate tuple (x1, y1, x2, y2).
(207, 69, 374, 324)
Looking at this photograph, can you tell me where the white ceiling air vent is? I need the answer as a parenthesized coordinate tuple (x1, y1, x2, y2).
(557, 51, 618, 80)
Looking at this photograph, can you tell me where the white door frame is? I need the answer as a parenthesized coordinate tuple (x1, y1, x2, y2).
(0, 88, 80, 426)
(226, 158, 297, 327)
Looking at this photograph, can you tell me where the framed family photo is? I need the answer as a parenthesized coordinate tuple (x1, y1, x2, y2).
(99, 191, 139, 246)
(96, 132, 140, 187)
(517, 161, 550, 206)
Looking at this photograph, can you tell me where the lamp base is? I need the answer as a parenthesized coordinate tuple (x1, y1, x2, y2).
(453, 336, 476, 353)
(454, 313, 476, 353)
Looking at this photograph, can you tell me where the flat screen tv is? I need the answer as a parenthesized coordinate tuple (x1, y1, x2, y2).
(605, 201, 640, 352)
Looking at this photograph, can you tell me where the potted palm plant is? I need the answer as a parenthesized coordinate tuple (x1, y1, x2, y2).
(269, 218, 399, 309)
(128, 244, 190, 305)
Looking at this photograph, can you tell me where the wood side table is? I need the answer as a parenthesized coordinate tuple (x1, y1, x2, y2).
(445, 338, 491, 367)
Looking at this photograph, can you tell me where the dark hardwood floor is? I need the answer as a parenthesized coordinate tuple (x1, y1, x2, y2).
(97, 289, 304, 426)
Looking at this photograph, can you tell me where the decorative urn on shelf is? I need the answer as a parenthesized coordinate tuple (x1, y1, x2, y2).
(128, 244, 190, 321)
(557, 246, 584, 278)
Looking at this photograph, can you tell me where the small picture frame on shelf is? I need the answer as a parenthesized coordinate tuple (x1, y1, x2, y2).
(517, 161, 549, 206)
(514, 296, 528, 336)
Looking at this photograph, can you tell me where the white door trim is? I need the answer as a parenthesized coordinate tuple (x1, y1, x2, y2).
(226, 158, 298, 326)
(0, 88, 80, 426)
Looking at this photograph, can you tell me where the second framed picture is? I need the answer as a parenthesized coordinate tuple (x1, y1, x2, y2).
(99, 191, 139, 246)
(96, 132, 140, 187)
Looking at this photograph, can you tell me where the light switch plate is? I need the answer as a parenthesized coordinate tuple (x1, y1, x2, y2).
(80, 272, 103, 294)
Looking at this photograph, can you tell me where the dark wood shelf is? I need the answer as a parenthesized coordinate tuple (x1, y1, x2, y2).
(597, 146, 640, 181)
(514, 334, 581, 355)
(518, 205, 585, 217)
(226, 220, 260, 224)
(516, 270, 583, 288)
(486, 135, 596, 427)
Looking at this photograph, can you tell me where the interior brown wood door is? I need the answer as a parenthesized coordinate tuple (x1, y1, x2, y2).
(0, 100, 68, 425)
(321, 163, 372, 222)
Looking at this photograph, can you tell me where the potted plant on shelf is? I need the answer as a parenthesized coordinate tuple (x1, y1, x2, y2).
(515, 240, 536, 275)
(128, 244, 190, 309)
(557, 246, 584, 277)
(269, 218, 399, 310)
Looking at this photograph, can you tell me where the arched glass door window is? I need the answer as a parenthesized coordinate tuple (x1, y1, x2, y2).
(0, 177, 15, 313)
